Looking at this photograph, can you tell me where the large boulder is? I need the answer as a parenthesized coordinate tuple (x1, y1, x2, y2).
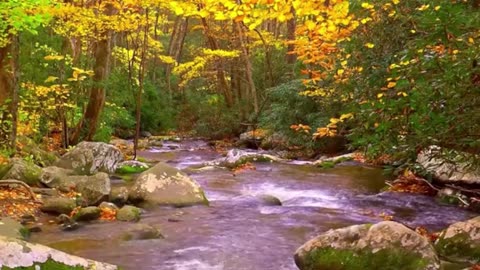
(294, 221, 440, 270)
(417, 146, 480, 184)
(129, 162, 208, 206)
(40, 170, 111, 206)
(40, 166, 76, 192)
(0, 235, 118, 269)
(435, 216, 480, 263)
(55, 141, 123, 175)
(74, 173, 111, 206)
(1, 158, 42, 186)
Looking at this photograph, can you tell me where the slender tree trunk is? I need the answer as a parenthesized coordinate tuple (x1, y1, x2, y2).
(10, 35, 19, 150)
(0, 40, 13, 143)
(70, 37, 111, 144)
(133, 9, 149, 159)
(286, 8, 297, 66)
(165, 17, 188, 95)
(200, 17, 234, 107)
(235, 22, 258, 114)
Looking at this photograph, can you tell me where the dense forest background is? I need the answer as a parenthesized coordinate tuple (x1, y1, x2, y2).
(1, 0, 479, 168)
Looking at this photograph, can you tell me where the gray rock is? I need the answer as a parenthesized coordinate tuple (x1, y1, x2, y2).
(55, 141, 124, 175)
(110, 186, 129, 206)
(73, 207, 101, 222)
(122, 224, 162, 241)
(1, 158, 42, 186)
(129, 162, 208, 206)
(40, 197, 76, 215)
(116, 205, 141, 222)
(417, 145, 480, 184)
(74, 173, 111, 206)
(39, 166, 75, 192)
(0, 217, 27, 240)
(257, 194, 282, 206)
(0, 235, 118, 269)
(313, 153, 355, 167)
(140, 131, 152, 138)
(435, 216, 480, 263)
(207, 149, 281, 168)
(294, 221, 440, 270)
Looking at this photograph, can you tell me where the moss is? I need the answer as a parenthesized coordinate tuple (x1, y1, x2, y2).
(300, 247, 429, 270)
(115, 165, 148, 174)
(435, 232, 480, 262)
(18, 227, 30, 240)
(0, 163, 12, 179)
(228, 155, 274, 169)
(1, 258, 85, 270)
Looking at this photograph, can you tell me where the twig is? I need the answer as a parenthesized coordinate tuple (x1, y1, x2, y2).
(0, 180, 41, 203)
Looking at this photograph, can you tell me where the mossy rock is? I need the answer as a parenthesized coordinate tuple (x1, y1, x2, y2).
(1, 159, 42, 186)
(299, 247, 430, 270)
(121, 223, 162, 241)
(73, 207, 101, 222)
(40, 197, 77, 215)
(116, 205, 141, 222)
(435, 232, 480, 263)
(1, 258, 85, 270)
(295, 221, 440, 270)
(115, 165, 148, 174)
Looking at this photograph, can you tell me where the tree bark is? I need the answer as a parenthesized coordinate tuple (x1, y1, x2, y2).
(200, 17, 234, 107)
(235, 22, 258, 114)
(0, 41, 13, 143)
(165, 17, 188, 95)
(10, 35, 19, 149)
(286, 8, 297, 65)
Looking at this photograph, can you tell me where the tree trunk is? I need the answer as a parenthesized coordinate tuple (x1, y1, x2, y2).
(165, 17, 188, 95)
(200, 17, 234, 107)
(70, 37, 111, 144)
(286, 8, 297, 65)
(0, 41, 13, 143)
(9, 35, 19, 149)
(235, 22, 258, 114)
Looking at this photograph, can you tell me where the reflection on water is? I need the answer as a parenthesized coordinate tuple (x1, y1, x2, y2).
(31, 141, 476, 270)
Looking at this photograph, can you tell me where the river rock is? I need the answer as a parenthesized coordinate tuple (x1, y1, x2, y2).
(313, 153, 355, 168)
(40, 166, 76, 191)
(122, 223, 162, 241)
(0, 217, 27, 240)
(0, 235, 118, 269)
(73, 207, 101, 222)
(435, 216, 480, 263)
(116, 205, 141, 222)
(55, 141, 123, 175)
(294, 221, 440, 270)
(1, 158, 42, 186)
(40, 197, 76, 215)
(74, 173, 111, 206)
(208, 149, 281, 168)
(110, 186, 129, 206)
(417, 145, 480, 184)
(129, 162, 208, 206)
(257, 194, 282, 206)
(238, 129, 267, 148)
(99, 202, 119, 211)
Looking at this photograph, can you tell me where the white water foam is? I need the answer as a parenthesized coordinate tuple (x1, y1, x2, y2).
(168, 259, 223, 270)
(243, 182, 342, 209)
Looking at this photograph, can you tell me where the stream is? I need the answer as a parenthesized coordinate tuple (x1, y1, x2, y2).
(31, 140, 476, 270)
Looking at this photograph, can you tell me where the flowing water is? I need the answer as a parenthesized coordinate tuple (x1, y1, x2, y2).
(31, 140, 476, 270)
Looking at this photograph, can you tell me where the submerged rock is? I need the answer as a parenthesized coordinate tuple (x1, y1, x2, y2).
(116, 205, 141, 222)
(0, 235, 118, 269)
(294, 221, 440, 270)
(435, 216, 480, 263)
(129, 162, 208, 206)
(417, 146, 480, 184)
(55, 141, 123, 175)
(122, 223, 162, 241)
(257, 194, 282, 206)
(313, 153, 355, 168)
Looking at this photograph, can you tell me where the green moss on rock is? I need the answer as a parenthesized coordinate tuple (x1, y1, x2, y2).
(299, 247, 429, 270)
(435, 232, 480, 263)
(1, 258, 85, 270)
